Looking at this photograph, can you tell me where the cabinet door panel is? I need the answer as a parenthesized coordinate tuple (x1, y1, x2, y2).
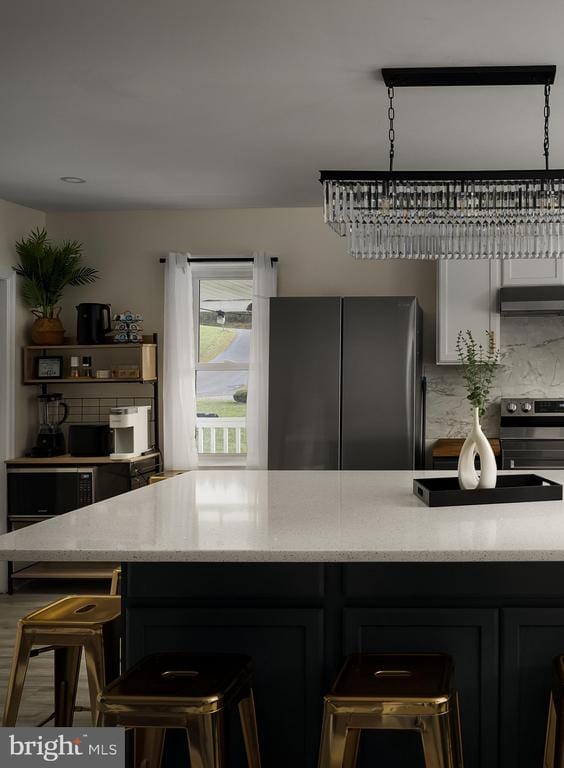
(126, 606, 324, 768)
(436, 260, 500, 364)
(344, 607, 498, 768)
(502, 258, 563, 286)
(126, 562, 325, 600)
(501, 607, 564, 768)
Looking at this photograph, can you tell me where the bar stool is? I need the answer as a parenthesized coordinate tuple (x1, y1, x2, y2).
(97, 652, 261, 768)
(318, 652, 464, 768)
(2, 595, 121, 727)
(544, 655, 564, 767)
(110, 565, 122, 595)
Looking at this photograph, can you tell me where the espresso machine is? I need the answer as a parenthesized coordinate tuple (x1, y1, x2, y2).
(32, 393, 68, 457)
(109, 405, 151, 459)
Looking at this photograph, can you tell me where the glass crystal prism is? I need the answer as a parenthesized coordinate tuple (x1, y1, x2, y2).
(322, 177, 564, 259)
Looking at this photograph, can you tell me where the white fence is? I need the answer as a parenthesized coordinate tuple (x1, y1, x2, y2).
(196, 417, 247, 454)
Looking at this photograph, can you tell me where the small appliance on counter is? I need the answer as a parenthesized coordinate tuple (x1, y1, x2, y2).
(110, 405, 151, 459)
(32, 393, 68, 457)
(77, 303, 112, 344)
(68, 424, 111, 457)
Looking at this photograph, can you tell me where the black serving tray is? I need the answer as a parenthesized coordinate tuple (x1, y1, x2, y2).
(413, 474, 563, 507)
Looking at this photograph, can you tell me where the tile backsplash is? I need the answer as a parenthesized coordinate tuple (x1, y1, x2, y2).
(65, 396, 154, 424)
(425, 315, 564, 441)
(64, 396, 156, 446)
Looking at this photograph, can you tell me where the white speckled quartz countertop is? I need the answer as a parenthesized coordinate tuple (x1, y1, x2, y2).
(2, 470, 564, 562)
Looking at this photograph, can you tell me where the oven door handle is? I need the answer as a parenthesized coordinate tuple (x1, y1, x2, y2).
(506, 458, 564, 470)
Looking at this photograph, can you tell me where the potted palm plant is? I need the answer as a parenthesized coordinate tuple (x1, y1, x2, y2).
(13, 228, 99, 344)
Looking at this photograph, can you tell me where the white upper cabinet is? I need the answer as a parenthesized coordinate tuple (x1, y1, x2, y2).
(501, 258, 564, 286)
(436, 260, 501, 364)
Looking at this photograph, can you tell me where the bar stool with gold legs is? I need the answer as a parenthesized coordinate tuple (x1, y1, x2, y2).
(97, 652, 261, 768)
(2, 595, 121, 728)
(110, 565, 122, 596)
(544, 655, 564, 767)
(318, 652, 464, 768)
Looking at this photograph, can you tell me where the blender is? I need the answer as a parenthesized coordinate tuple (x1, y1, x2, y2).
(32, 393, 68, 457)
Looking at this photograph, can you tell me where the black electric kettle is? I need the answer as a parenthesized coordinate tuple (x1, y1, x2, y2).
(76, 303, 112, 344)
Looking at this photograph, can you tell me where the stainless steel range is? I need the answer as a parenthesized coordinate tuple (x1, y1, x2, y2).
(500, 397, 564, 470)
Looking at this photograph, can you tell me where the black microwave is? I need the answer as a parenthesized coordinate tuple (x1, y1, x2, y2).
(7, 467, 96, 520)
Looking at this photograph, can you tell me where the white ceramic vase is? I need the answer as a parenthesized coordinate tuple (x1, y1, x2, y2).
(458, 406, 497, 490)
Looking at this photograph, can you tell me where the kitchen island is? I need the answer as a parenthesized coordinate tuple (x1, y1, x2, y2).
(2, 469, 564, 767)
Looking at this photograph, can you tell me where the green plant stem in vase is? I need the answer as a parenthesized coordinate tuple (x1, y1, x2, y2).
(456, 330, 500, 490)
(13, 228, 99, 345)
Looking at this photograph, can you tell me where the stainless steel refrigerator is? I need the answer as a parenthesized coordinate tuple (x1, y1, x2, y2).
(268, 296, 424, 469)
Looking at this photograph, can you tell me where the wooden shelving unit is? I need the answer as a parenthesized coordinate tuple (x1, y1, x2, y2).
(23, 342, 157, 384)
(8, 336, 160, 591)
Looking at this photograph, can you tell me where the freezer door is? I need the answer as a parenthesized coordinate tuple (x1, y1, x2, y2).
(268, 297, 341, 469)
(341, 297, 422, 469)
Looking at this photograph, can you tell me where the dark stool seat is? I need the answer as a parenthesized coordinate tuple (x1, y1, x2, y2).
(544, 655, 564, 767)
(318, 652, 464, 768)
(97, 652, 261, 768)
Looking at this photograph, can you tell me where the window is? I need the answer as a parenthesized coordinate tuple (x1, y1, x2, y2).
(192, 262, 253, 459)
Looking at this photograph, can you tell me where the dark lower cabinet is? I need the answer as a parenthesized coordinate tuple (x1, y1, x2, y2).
(124, 563, 564, 768)
(501, 607, 564, 768)
(344, 607, 499, 768)
(126, 605, 324, 768)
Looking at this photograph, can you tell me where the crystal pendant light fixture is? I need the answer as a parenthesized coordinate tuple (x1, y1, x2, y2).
(320, 66, 564, 260)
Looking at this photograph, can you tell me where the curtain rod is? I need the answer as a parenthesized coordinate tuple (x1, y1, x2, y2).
(159, 256, 278, 264)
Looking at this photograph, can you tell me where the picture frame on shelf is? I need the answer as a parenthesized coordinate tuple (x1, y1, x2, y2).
(35, 356, 63, 379)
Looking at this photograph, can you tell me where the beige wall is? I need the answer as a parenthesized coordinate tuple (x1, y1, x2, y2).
(0, 205, 436, 460)
(46, 208, 437, 356)
(0, 199, 45, 455)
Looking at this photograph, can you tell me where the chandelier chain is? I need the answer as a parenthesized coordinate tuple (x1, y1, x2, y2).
(387, 86, 395, 172)
(544, 83, 551, 171)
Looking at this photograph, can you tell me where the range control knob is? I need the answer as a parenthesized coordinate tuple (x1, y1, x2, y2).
(521, 402, 533, 413)
(506, 402, 517, 413)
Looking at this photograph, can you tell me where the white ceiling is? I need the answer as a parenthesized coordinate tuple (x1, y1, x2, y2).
(2, 0, 564, 211)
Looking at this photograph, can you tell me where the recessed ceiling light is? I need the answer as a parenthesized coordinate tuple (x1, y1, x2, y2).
(60, 176, 86, 183)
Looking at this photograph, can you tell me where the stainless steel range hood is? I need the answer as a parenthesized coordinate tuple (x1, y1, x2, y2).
(499, 285, 564, 315)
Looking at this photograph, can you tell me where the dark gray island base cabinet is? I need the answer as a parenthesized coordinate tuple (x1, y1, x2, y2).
(123, 562, 564, 768)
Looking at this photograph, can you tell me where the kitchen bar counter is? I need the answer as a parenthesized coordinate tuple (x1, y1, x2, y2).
(0, 469, 564, 562)
(2, 470, 564, 767)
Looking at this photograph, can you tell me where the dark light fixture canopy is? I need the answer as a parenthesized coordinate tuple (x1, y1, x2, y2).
(60, 176, 86, 183)
(321, 65, 562, 260)
(381, 65, 556, 88)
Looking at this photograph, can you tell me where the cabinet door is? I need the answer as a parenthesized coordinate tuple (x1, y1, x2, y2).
(501, 607, 564, 768)
(502, 258, 563, 286)
(344, 607, 499, 768)
(126, 606, 324, 768)
(436, 260, 501, 364)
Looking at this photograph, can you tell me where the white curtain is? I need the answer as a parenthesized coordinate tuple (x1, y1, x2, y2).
(246, 252, 277, 468)
(163, 253, 198, 470)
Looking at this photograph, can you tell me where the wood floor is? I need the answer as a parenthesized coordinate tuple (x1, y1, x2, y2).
(0, 583, 112, 727)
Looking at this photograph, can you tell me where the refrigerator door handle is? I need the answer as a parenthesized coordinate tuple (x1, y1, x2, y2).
(421, 375, 427, 469)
